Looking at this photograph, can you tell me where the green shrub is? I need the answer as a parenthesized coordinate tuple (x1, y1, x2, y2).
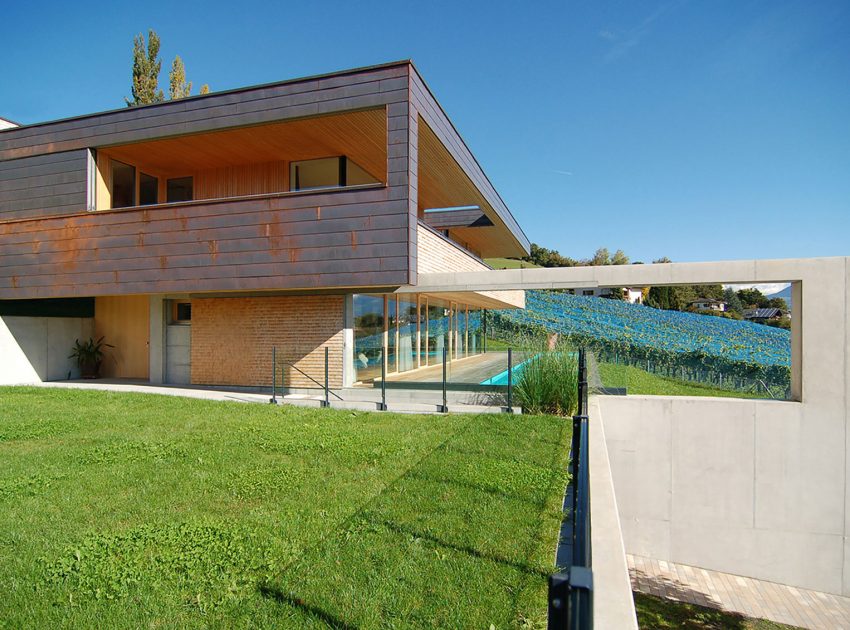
(514, 347, 578, 416)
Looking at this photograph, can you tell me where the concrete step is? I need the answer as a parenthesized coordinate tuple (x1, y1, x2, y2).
(274, 395, 521, 415)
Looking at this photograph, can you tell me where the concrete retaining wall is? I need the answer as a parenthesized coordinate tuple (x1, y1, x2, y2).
(0, 316, 94, 384)
(596, 257, 850, 596)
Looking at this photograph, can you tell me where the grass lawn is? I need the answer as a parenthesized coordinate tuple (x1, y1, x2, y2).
(634, 592, 800, 629)
(0, 387, 570, 628)
(597, 363, 763, 399)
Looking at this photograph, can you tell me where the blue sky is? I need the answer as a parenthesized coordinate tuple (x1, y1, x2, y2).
(2, 1, 847, 263)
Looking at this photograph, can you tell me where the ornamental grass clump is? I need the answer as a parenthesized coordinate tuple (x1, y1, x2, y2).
(514, 346, 579, 416)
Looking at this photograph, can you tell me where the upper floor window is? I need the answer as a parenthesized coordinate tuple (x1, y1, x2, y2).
(290, 156, 379, 192)
(139, 172, 158, 205)
(167, 177, 193, 203)
(111, 160, 135, 208)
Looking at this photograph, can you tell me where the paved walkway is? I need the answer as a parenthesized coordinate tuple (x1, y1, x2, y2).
(628, 554, 850, 629)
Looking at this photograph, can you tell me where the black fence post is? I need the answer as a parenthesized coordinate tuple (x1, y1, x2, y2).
(440, 347, 448, 413)
(506, 347, 514, 413)
(322, 346, 330, 408)
(270, 346, 277, 404)
(379, 350, 387, 411)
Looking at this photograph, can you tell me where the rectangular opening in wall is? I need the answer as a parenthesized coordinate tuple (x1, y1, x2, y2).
(139, 172, 158, 205)
(170, 300, 192, 324)
(290, 156, 379, 192)
(486, 283, 796, 401)
(167, 177, 193, 203)
(111, 160, 135, 208)
(0, 297, 95, 318)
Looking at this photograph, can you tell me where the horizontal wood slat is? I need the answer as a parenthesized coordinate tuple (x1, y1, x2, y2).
(0, 150, 88, 221)
(1, 65, 408, 160)
(0, 190, 410, 299)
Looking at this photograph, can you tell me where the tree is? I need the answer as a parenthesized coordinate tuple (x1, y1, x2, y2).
(169, 55, 192, 100)
(611, 249, 630, 265)
(737, 288, 766, 309)
(590, 248, 610, 266)
(126, 30, 210, 105)
(126, 30, 164, 106)
(723, 287, 744, 314)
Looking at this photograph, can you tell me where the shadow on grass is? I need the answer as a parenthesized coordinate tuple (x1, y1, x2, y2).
(631, 566, 723, 610)
(633, 591, 795, 629)
(403, 470, 547, 508)
(258, 583, 359, 630)
(259, 414, 573, 626)
(372, 518, 550, 578)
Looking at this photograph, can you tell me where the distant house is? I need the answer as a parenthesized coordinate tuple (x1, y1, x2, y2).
(571, 287, 643, 304)
(743, 307, 783, 323)
(689, 298, 726, 312)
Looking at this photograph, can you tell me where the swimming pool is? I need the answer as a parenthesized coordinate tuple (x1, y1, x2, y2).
(479, 355, 537, 386)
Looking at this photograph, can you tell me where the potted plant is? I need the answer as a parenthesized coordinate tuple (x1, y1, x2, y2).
(69, 337, 114, 379)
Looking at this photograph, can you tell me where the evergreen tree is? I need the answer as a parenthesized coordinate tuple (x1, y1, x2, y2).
(125, 30, 164, 106)
(169, 55, 192, 100)
(723, 287, 744, 314)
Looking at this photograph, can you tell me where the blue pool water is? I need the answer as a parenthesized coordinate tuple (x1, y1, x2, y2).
(479, 356, 536, 386)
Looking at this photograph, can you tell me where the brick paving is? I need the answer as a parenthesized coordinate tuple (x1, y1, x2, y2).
(628, 554, 850, 629)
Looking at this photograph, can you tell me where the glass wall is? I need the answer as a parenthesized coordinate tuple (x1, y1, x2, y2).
(428, 304, 449, 365)
(397, 296, 417, 372)
(352, 294, 487, 383)
(387, 297, 397, 373)
(468, 309, 483, 355)
(353, 294, 385, 382)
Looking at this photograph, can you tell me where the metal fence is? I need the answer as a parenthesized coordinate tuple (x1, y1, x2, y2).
(548, 348, 594, 629)
(268, 345, 518, 413)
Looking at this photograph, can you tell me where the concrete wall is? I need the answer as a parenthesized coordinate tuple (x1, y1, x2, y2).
(0, 316, 93, 384)
(591, 258, 848, 595)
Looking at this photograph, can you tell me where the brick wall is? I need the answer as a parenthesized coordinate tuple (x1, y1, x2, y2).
(191, 295, 344, 389)
(417, 223, 525, 308)
(418, 223, 490, 273)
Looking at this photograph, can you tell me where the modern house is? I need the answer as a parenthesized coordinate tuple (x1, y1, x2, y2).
(743, 307, 783, 323)
(689, 298, 726, 312)
(570, 286, 644, 304)
(0, 61, 527, 389)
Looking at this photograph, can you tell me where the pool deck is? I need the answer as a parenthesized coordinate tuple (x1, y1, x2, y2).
(383, 351, 512, 385)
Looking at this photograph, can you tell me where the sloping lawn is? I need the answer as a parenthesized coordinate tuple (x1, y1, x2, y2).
(0, 387, 570, 628)
(597, 363, 764, 398)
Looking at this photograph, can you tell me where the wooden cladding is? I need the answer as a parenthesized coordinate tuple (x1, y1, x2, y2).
(0, 61, 532, 299)
(194, 161, 288, 200)
(0, 188, 410, 299)
(0, 64, 408, 161)
(0, 150, 88, 220)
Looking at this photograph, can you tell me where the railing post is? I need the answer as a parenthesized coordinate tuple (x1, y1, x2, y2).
(379, 348, 387, 411)
(322, 346, 330, 408)
(548, 573, 570, 628)
(270, 346, 277, 404)
(506, 347, 513, 413)
(440, 347, 448, 413)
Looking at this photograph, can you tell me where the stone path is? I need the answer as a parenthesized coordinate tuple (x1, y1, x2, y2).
(628, 554, 850, 629)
